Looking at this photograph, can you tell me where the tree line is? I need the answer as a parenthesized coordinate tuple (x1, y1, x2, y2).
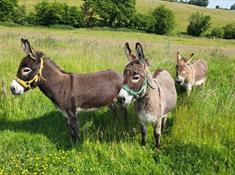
(0, 0, 234, 39)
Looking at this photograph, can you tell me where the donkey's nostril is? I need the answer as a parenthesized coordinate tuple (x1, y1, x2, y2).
(176, 80, 182, 84)
(10, 85, 15, 93)
(117, 96, 125, 104)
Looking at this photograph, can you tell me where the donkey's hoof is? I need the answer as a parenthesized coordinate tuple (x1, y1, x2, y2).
(155, 144, 161, 150)
(71, 134, 80, 143)
(141, 140, 146, 146)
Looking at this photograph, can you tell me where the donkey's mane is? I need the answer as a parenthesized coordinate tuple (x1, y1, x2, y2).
(46, 58, 69, 74)
(35, 50, 70, 74)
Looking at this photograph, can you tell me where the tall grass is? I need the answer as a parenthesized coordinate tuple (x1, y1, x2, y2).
(0, 25, 234, 174)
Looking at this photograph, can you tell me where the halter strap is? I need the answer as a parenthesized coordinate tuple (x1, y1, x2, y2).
(15, 56, 45, 89)
(122, 78, 148, 99)
(153, 79, 162, 116)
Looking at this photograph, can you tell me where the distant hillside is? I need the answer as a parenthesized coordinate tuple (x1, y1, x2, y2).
(18, 0, 235, 33)
(136, 0, 235, 33)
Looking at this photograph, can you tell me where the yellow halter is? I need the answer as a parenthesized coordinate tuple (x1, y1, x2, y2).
(15, 56, 45, 89)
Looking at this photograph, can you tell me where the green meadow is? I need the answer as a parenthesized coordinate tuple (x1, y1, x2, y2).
(0, 25, 235, 174)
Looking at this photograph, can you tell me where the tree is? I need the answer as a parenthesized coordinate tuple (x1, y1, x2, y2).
(81, 0, 136, 27)
(187, 12, 211, 36)
(129, 13, 154, 31)
(216, 5, 220, 9)
(223, 23, 235, 39)
(230, 4, 235, 10)
(12, 5, 26, 24)
(210, 27, 224, 38)
(189, 0, 208, 7)
(0, 0, 18, 22)
(150, 5, 175, 34)
(35, 1, 64, 25)
(81, 0, 99, 27)
(34, 1, 83, 27)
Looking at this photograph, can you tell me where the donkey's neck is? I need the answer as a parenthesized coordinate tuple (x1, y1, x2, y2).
(38, 59, 69, 106)
(186, 64, 194, 84)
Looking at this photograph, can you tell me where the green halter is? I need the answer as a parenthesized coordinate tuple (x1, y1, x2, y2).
(121, 78, 148, 98)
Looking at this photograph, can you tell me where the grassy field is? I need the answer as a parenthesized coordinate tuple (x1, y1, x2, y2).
(0, 25, 235, 174)
(18, 0, 235, 34)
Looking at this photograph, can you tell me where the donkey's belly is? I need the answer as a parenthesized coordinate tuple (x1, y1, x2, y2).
(137, 110, 156, 125)
(194, 78, 206, 86)
(79, 94, 117, 109)
(76, 107, 98, 113)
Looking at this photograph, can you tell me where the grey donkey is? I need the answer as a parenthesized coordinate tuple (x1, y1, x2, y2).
(118, 42, 177, 149)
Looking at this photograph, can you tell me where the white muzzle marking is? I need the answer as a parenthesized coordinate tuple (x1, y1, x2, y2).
(176, 76, 185, 85)
(10, 80, 24, 95)
(118, 88, 134, 105)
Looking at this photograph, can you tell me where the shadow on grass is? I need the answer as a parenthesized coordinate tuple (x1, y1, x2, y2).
(0, 108, 138, 149)
(175, 83, 187, 95)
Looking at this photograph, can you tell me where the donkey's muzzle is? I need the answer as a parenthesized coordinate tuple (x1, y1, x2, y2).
(10, 80, 24, 95)
(117, 96, 126, 105)
(175, 79, 183, 84)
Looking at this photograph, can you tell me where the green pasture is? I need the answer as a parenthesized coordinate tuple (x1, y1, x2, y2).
(0, 25, 235, 174)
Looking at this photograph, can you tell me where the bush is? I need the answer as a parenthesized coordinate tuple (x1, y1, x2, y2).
(25, 12, 38, 25)
(12, 5, 27, 25)
(129, 13, 153, 31)
(187, 12, 211, 37)
(34, 1, 83, 27)
(223, 23, 235, 39)
(150, 5, 175, 35)
(210, 27, 224, 38)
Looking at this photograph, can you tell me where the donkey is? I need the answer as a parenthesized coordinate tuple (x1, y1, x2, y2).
(10, 38, 124, 141)
(118, 42, 177, 149)
(175, 52, 208, 94)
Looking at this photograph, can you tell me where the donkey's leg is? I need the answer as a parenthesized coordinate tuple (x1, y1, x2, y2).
(186, 84, 192, 95)
(161, 115, 167, 132)
(66, 111, 80, 142)
(202, 78, 206, 88)
(109, 103, 128, 123)
(140, 123, 147, 146)
(121, 105, 128, 123)
(153, 119, 162, 149)
(108, 103, 118, 116)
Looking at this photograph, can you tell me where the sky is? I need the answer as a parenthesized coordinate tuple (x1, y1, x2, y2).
(207, 0, 235, 8)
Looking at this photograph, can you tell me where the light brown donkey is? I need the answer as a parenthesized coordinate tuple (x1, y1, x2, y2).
(175, 52, 208, 94)
(118, 42, 177, 149)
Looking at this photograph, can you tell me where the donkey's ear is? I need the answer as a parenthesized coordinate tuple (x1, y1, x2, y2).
(187, 53, 194, 64)
(135, 42, 145, 61)
(124, 42, 136, 62)
(21, 38, 37, 58)
(177, 52, 181, 63)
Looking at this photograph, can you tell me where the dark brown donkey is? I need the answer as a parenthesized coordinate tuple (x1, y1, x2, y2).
(10, 38, 123, 141)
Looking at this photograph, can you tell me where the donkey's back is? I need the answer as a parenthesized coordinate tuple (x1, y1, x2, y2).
(191, 59, 208, 82)
(72, 70, 123, 108)
(153, 70, 177, 115)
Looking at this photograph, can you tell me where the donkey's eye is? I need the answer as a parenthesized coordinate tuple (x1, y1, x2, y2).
(133, 74, 141, 80)
(22, 67, 32, 74)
